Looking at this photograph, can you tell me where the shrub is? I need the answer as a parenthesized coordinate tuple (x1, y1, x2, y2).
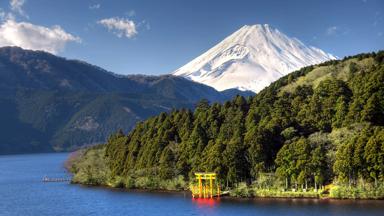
(230, 182, 254, 198)
(330, 183, 384, 199)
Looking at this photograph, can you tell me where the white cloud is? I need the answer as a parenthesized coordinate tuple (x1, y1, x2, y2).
(98, 17, 137, 38)
(89, 4, 101, 10)
(0, 19, 81, 54)
(10, 0, 27, 18)
(326, 26, 338, 35)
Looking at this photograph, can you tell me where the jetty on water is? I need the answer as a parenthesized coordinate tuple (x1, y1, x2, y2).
(191, 172, 221, 198)
(42, 176, 71, 182)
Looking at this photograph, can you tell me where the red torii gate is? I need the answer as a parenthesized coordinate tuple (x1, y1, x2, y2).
(191, 172, 220, 198)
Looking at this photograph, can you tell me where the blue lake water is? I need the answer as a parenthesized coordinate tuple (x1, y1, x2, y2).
(0, 153, 383, 216)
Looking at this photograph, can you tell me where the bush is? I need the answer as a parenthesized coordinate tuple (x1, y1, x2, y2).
(134, 176, 159, 189)
(330, 183, 384, 199)
(124, 176, 135, 189)
(159, 175, 187, 191)
(71, 147, 110, 185)
(230, 182, 254, 198)
(108, 176, 125, 188)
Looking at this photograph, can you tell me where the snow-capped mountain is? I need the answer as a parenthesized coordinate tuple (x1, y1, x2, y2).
(173, 24, 336, 93)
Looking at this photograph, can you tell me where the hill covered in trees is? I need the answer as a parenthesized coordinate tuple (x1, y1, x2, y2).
(70, 51, 384, 199)
(0, 46, 252, 154)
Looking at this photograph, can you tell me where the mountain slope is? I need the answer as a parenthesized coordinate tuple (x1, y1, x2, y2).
(174, 24, 336, 92)
(71, 51, 384, 198)
(0, 46, 251, 154)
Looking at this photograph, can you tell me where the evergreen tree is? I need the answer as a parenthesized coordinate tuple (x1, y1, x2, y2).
(364, 128, 384, 185)
(362, 93, 384, 125)
(159, 147, 175, 179)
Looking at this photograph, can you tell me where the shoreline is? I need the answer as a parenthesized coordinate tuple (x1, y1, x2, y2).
(66, 147, 384, 201)
(70, 181, 384, 201)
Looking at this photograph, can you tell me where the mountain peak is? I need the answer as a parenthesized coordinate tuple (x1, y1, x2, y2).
(173, 24, 336, 92)
(241, 24, 273, 31)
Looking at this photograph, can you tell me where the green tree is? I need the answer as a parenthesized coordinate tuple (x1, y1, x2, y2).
(332, 96, 349, 128)
(364, 128, 384, 186)
(245, 126, 266, 179)
(294, 138, 311, 190)
(334, 140, 355, 185)
(275, 141, 295, 188)
(309, 133, 329, 190)
(159, 147, 175, 179)
(361, 93, 384, 125)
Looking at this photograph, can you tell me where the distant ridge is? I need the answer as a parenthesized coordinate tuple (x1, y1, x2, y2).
(0, 46, 251, 154)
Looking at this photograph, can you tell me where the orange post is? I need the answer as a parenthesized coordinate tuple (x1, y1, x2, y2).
(198, 175, 202, 198)
(210, 176, 213, 198)
(202, 185, 204, 198)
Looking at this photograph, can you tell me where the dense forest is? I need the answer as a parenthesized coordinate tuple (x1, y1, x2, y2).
(70, 51, 384, 198)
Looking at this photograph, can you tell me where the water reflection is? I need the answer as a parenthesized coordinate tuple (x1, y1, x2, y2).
(192, 197, 220, 208)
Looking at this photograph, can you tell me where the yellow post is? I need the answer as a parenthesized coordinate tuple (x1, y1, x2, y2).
(198, 175, 202, 198)
(210, 175, 213, 198)
(203, 185, 206, 198)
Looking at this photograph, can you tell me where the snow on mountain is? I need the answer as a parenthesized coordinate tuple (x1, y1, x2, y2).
(173, 24, 336, 93)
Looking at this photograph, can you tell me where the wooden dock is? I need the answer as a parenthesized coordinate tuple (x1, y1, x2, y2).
(42, 176, 71, 182)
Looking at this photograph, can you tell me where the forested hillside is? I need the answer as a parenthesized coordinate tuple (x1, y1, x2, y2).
(71, 51, 384, 198)
(0, 46, 252, 154)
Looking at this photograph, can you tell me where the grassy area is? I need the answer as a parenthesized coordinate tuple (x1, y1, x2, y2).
(330, 183, 384, 199)
(229, 182, 324, 198)
(107, 175, 187, 191)
(229, 182, 384, 199)
(279, 57, 375, 95)
(253, 189, 321, 198)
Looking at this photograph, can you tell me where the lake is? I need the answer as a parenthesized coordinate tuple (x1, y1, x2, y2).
(0, 153, 383, 216)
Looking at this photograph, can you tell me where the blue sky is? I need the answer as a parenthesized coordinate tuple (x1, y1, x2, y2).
(0, 0, 383, 75)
